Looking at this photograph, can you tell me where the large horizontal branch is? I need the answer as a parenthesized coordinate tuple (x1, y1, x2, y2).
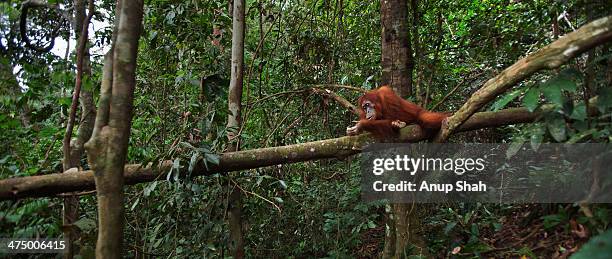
(435, 15, 612, 142)
(0, 104, 561, 200)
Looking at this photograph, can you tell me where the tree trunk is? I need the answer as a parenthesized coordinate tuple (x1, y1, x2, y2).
(381, 0, 428, 256)
(381, 0, 412, 98)
(83, 1, 144, 258)
(227, 0, 246, 257)
(62, 1, 96, 257)
(392, 204, 428, 257)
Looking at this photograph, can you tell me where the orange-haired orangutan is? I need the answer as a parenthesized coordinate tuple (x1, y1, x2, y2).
(346, 86, 450, 138)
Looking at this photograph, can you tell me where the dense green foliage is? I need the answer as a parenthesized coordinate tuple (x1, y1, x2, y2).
(1, 0, 611, 257)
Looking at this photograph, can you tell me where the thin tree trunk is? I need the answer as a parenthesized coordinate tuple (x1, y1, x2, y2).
(62, 1, 95, 257)
(83, 1, 144, 257)
(392, 204, 429, 257)
(227, 0, 246, 257)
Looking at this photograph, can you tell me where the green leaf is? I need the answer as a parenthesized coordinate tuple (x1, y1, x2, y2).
(205, 153, 220, 165)
(530, 126, 544, 151)
(491, 89, 521, 111)
(82, 75, 94, 91)
(555, 77, 577, 92)
(180, 141, 196, 150)
(278, 180, 287, 189)
(198, 146, 211, 154)
(144, 181, 157, 196)
(6, 213, 21, 223)
(149, 30, 158, 41)
(567, 129, 596, 144)
(38, 126, 59, 138)
(58, 97, 72, 106)
(202, 158, 209, 171)
(166, 158, 181, 181)
(470, 223, 479, 236)
(541, 83, 563, 106)
(547, 116, 566, 142)
(542, 214, 564, 229)
(523, 87, 540, 112)
(190, 79, 200, 87)
(569, 103, 586, 121)
(444, 222, 457, 234)
(573, 120, 589, 132)
(130, 197, 140, 211)
(367, 221, 376, 228)
(596, 87, 612, 112)
(545, 70, 578, 92)
(492, 222, 502, 232)
(188, 152, 200, 173)
(166, 11, 176, 24)
(0, 155, 9, 164)
(571, 229, 612, 259)
(506, 138, 525, 159)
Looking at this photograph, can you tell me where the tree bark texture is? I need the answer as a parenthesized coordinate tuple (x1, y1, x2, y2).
(82, 0, 144, 258)
(227, 0, 246, 257)
(63, 1, 96, 257)
(381, 0, 412, 98)
(381, 0, 421, 256)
